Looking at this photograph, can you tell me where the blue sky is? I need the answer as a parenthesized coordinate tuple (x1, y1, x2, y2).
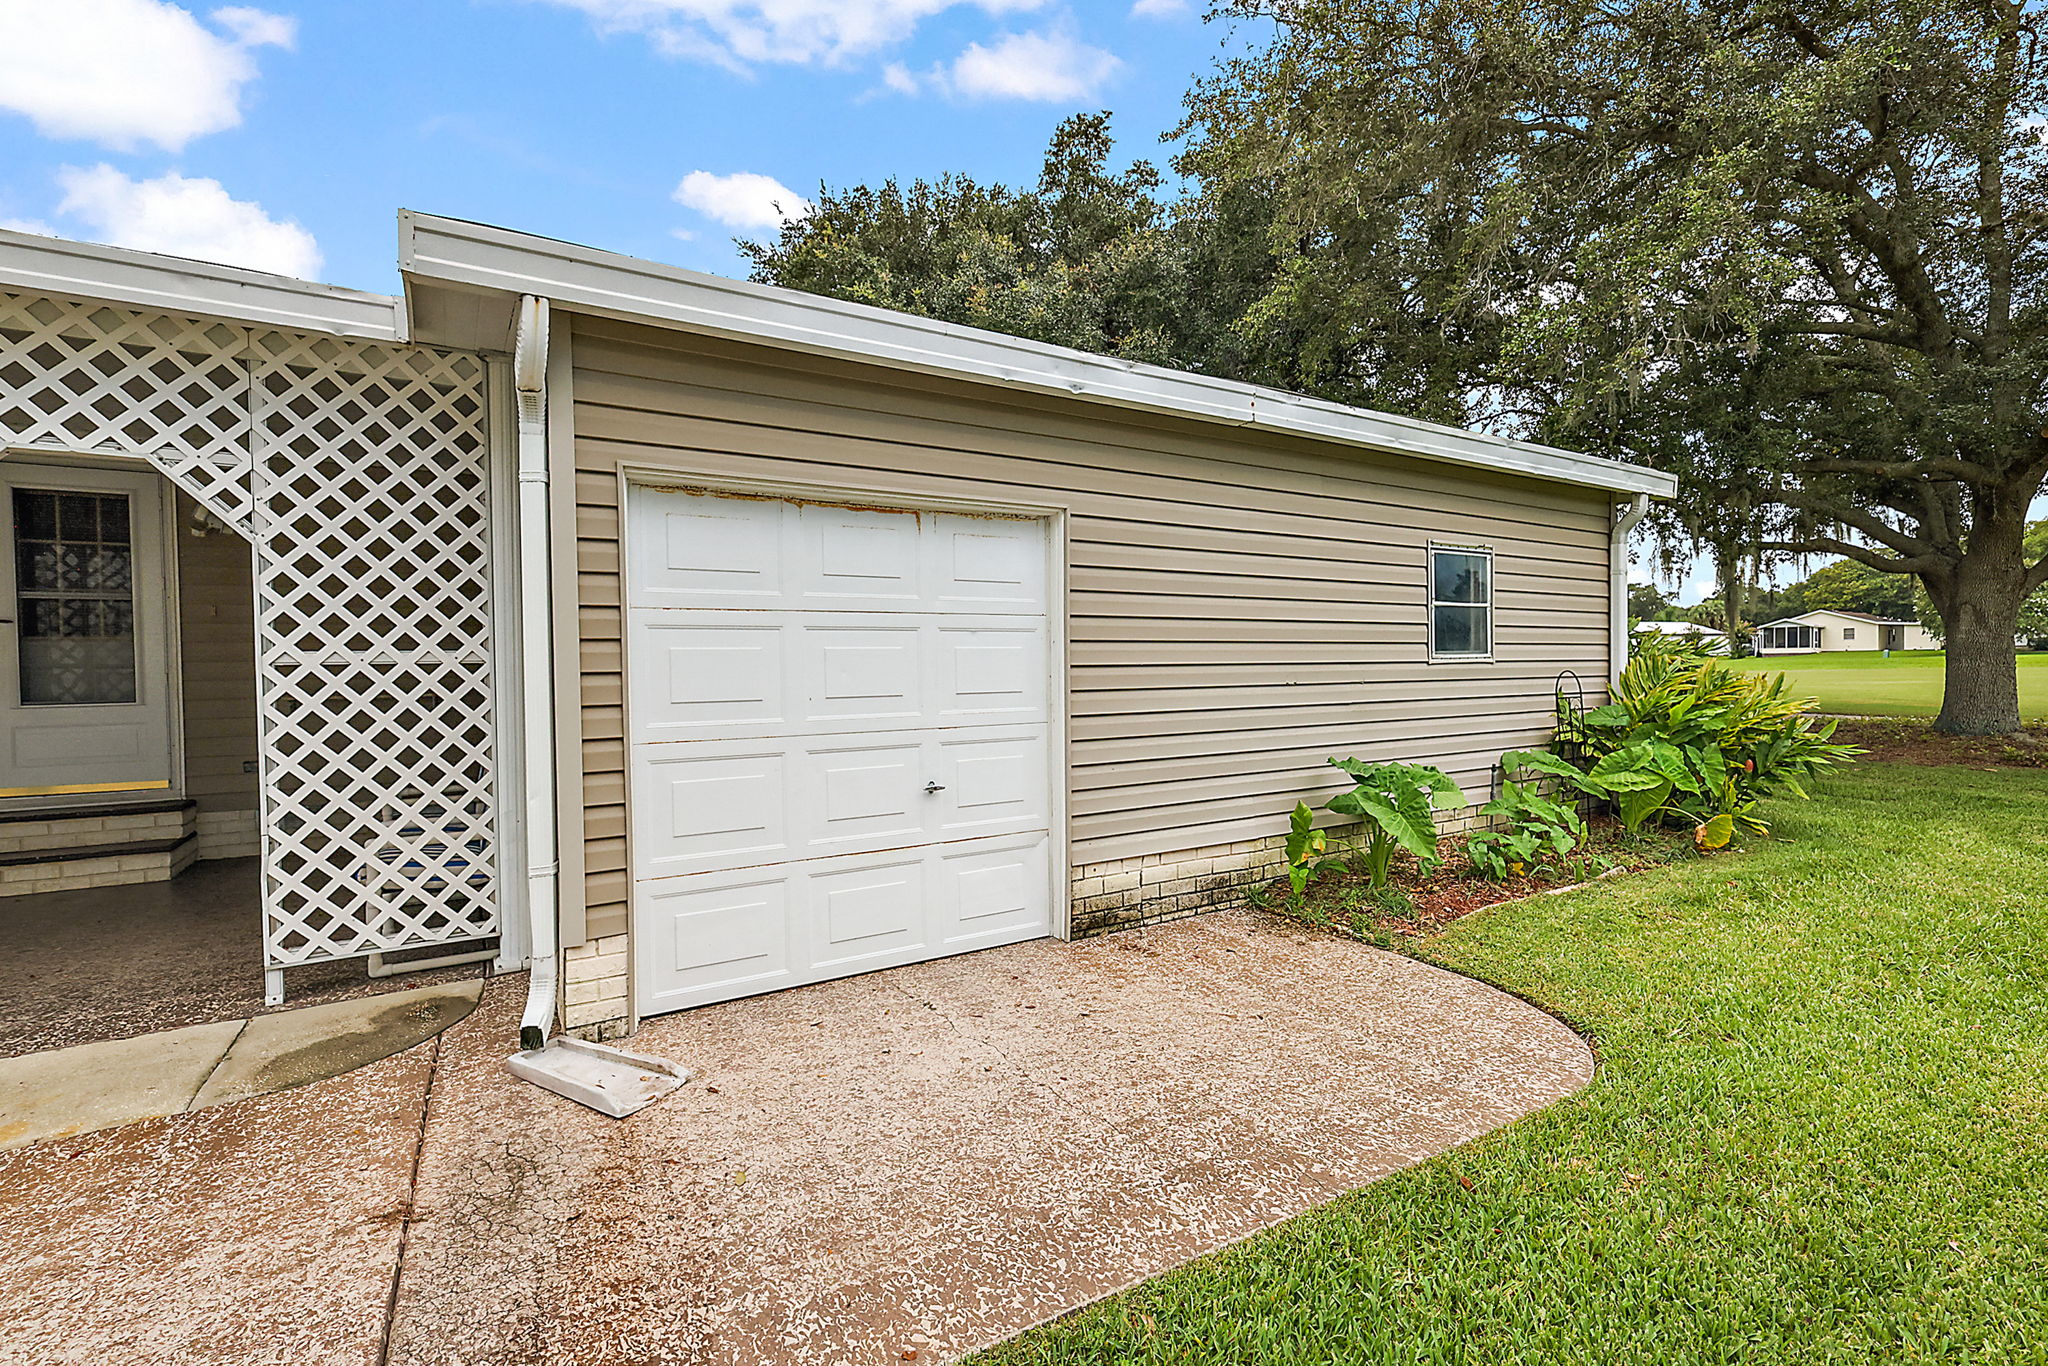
(0, 0, 1255, 293)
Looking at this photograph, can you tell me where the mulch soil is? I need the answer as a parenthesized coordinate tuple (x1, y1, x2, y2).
(1831, 717, 2048, 769)
(1260, 818, 1697, 945)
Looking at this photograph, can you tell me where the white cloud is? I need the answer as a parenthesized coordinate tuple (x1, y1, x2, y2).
(881, 61, 921, 95)
(673, 170, 812, 229)
(0, 0, 293, 153)
(49, 165, 322, 278)
(0, 217, 56, 237)
(946, 28, 1121, 102)
(1129, 0, 1189, 16)
(541, 0, 1042, 69)
(210, 4, 295, 47)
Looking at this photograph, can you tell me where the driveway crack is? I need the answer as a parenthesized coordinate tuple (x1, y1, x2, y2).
(375, 1028, 443, 1366)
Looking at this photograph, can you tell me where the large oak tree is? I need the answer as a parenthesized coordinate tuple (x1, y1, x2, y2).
(1181, 0, 2047, 732)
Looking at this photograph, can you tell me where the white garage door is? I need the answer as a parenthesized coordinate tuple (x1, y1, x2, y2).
(627, 487, 1056, 1016)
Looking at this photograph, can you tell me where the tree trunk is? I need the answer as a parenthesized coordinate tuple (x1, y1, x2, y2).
(1716, 541, 1747, 657)
(1929, 551, 2027, 735)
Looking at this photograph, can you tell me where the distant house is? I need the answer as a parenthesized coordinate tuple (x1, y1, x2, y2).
(1752, 609, 1937, 654)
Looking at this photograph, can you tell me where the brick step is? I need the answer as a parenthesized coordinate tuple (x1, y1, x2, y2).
(0, 797, 195, 825)
(0, 832, 199, 898)
(0, 799, 197, 858)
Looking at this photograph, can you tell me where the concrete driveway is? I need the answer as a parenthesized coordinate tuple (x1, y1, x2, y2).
(0, 911, 1593, 1366)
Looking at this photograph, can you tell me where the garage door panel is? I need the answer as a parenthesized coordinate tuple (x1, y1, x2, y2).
(636, 727, 1045, 876)
(934, 729, 1048, 836)
(630, 490, 790, 608)
(632, 618, 786, 739)
(632, 611, 1046, 743)
(808, 857, 928, 971)
(812, 739, 926, 850)
(634, 748, 791, 879)
(937, 834, 1052, 948)
(933, 625, 1047, 723)
(638, 873, 796, 1015)
(805, 624, 924, 724)
(933, 513, 1048, 612)
(798, 504, 926, 609)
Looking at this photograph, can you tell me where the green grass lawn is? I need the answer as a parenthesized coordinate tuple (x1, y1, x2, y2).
(1730, 650, 2048, 719)
(976, 763, 2048, 1364)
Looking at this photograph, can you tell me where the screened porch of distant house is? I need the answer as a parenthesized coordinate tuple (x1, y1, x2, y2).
(1758, 623, 1822, 650)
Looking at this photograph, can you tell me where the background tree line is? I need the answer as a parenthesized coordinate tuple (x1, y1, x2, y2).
(744, 0, 2046, 734)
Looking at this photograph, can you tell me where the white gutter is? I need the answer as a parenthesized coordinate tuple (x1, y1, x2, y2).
(0, 225, 402, 339)
(1610, 494, 1652, 681)
(399, 212, 1679, 502)
(513, 295, 560, 1052)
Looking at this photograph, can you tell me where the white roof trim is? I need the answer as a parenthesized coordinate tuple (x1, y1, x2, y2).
(1759, 610, 1915, 628)
(0, 227, 402, 340)
(399, 212, 1677, 500)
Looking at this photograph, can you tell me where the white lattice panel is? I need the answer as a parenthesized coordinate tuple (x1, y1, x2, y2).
(0, 291, 501, 968)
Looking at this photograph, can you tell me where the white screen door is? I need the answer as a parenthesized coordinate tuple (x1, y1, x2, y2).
(0, 462, 175, 800)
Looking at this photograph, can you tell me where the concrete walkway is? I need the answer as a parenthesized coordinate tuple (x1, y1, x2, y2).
(0, 979, 481, 1150)
(0, 912, 1593, 1366)
(0, 859, 490, 1058)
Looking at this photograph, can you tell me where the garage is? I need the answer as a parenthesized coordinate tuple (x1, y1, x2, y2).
(626, 486, 1059, 1016)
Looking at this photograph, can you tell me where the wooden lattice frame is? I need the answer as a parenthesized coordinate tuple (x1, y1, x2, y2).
(0, 291, 501, 968)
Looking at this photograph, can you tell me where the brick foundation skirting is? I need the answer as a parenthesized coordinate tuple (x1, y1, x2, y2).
(562, 932, 631, 1040)
(1067, 798, 1564, 936)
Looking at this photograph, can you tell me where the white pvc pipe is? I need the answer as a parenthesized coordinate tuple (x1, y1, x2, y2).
(513, 295, 559, 1052)
(1610, 494, 1651, 682)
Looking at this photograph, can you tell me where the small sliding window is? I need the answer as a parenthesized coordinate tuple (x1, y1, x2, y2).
(1428, 544, 1493, 662)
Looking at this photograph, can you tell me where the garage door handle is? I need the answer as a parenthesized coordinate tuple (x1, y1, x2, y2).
(923, 781, 946, 794)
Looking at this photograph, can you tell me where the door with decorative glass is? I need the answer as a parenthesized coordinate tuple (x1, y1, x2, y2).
(0, 462, 175, 800)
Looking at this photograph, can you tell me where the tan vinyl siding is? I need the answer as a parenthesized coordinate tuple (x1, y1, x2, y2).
(570, 317, 1616, 940)
(173, 493, 257, 816)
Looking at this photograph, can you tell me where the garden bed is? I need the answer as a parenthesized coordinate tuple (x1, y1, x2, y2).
(1248, 818, 1699, 946)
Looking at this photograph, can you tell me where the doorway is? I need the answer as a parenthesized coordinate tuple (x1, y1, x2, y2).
(0, 461, 175, 801)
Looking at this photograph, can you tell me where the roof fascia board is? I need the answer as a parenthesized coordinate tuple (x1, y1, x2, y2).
(401, 212, 1676, 500)
(0, 227, 402, 340)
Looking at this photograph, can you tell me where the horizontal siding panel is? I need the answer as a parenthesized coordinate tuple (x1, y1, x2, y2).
(577, 415, 1605, 563)
(1069, 639, 1595, 667)
(1069, 658, 1600, 691)
(1073, 725, 1558, 772)
(572, 321, 1611, 523)
(586, 902, 628, 941)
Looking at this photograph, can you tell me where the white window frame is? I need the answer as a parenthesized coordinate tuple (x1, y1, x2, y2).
(1427, 541, 1495, 663)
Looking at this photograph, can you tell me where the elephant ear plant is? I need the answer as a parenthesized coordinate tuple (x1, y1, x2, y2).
(1324, 758, 1467, 889)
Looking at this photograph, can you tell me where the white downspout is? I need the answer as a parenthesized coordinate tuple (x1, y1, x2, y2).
(513, 295, 559, 1052)
(1610, 494, 1651, 682)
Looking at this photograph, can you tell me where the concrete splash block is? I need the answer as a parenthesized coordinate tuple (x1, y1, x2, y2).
(505, 1036, 689, 1117)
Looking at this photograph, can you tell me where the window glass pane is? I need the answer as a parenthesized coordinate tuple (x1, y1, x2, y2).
(1432, 550, 1489, 605)
(13, 487, 138, 705)
(1433, 603, 1489, 655)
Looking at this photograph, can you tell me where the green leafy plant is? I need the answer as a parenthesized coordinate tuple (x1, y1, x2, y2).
(1467, 827, 1545, 880)
(1324, 758, 1467, 889)
(1467, 777, 1587, 880)
(1469, 771, 1586, 878)
(1542, 652, 1860, 845)
(1283, 800, 1333, 901)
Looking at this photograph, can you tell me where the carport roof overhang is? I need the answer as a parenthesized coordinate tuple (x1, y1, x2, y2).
(0, 225, 403, 341)
(397, 211, 1678, 502)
